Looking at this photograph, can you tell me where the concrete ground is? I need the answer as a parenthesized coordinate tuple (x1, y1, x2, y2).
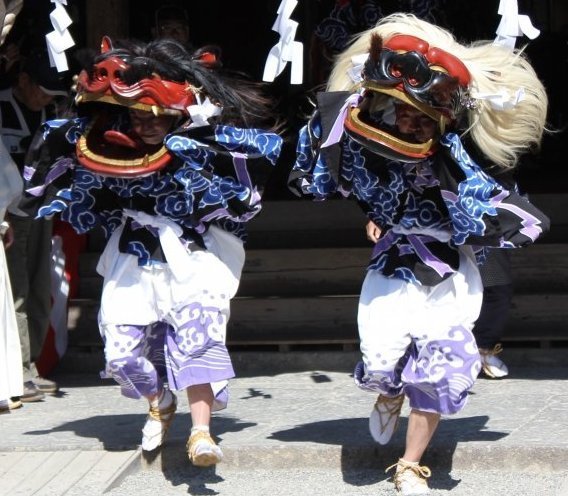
(1, 350, 567, 495)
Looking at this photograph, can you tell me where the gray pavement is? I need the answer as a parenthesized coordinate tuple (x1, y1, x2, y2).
(1, 351, 568, 495)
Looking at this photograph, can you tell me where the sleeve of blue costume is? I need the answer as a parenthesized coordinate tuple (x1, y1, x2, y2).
(165, 125, 282, 228)
(22, 119, 86, 219)
(288, 114, 339, 200)
(437, 133, 550, 248)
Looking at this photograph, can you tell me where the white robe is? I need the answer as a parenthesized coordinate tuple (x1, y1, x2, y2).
(0, 140, 23, 404)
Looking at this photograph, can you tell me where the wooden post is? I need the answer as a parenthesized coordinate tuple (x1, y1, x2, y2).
(85, 0, 129, 50)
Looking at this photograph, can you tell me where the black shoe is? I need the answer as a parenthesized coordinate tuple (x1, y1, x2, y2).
(20, 381, 45, 403)
(33, 376, 59, 394)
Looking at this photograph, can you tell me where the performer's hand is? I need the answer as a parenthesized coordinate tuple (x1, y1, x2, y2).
(0, 43, 20, 73)
(366, 220, 381, 243)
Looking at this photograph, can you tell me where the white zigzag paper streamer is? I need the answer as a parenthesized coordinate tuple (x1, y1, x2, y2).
(494, 0, 540, 49)
(45, 0, 74, 72)
(262, 0, 303, 85)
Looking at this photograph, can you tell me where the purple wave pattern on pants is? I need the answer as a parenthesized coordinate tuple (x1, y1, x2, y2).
(101, 300, 234, 402)
(102, 323, 163, 399)
(143, 322, 168, 381)
(165, 300, 235, 392)
(354, 327, 480, 415)
(402, 327, 480, 413)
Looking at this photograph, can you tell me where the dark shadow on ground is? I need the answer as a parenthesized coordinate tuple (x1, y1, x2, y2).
(35, 408, 511, 493)
(24, 413, 256, 451)
(268, 415, 507, 491)
(153, 463, 225, 496)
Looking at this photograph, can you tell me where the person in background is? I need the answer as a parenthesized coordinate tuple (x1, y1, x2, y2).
(308, 0, 448, 89)
(0, 48, 68, 404)
(465, 152, 520, 380)
(0, 40, 21, 89)
(152, 3, 192, 50)
(0, 150, 23, 412)
(0, 0, 24, 414)
(473, 250, 513, 378)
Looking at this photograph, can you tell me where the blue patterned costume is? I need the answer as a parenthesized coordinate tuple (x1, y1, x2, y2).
(291, 92, 548, 287)
(290, 92, 549, 414)
(25, 118, 282, 407)
(302, 10, 552, 489)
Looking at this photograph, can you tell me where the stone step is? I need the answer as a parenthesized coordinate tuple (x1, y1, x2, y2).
(77, 243, 568, 299)
(66, 193, 568, 351)
(0, 450, 138, 496)
(108, 465, 568, 496)
(66, 292, 568, 350)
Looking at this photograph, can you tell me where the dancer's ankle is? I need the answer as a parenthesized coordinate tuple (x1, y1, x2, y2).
(191, 424, 210, 435)
(149, 388, 172, 410)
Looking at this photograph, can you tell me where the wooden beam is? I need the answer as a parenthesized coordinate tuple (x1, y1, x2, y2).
(85, 0, 129, 50)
